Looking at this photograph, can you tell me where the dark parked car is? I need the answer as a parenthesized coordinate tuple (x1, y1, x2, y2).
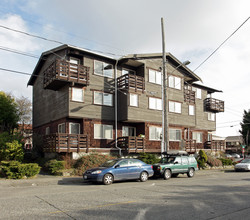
(83, 158, 154, 185)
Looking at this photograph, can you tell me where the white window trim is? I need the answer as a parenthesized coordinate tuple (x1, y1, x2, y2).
(94, 124, 113, 139)
(149, 69, 162, 85)
(208, 112, 215, 121)
(94, 91, 113, 106)
(69, 123, 80, 134)
(58, 123, 65, 133)
(129, 93, 138, 107)
(189, 105, 195, 116)
(149, 97, 162, 110)
(94, 60, 113, 78)
(169, 128, 182, 141)
(168, 75, 181, 90)
(193, 132, 203, 143)
(169, 101, 181, 113)
(72, 87, 84, 102)
(149, 126, 162, 141)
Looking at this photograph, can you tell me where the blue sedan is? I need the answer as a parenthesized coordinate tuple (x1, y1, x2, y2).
(83, 158, 154, 185)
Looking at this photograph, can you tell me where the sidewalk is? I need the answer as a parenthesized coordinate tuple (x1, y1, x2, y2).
(0, 168, 234, 188)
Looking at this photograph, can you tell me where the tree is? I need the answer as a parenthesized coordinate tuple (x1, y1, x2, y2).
(240, 110, 250, 147)
(0, 92, 20, 134)
(16, 96, 32, 133)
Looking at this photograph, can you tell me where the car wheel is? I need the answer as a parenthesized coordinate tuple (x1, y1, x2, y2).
(164, 169, 171, 180)
(140, 171, 148, 182)
(172, 173, 179, 178)
(187, 168, 195, 178)
(103, 174, 113, 185)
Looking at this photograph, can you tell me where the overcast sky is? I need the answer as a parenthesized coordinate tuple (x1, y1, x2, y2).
(0, 0, 250, 137)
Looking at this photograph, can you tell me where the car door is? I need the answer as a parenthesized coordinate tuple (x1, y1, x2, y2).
(127, 159, 142, 179)
(172, 157, 182, 173)
(181, 157, 189, 172)
(112, 160, 130, 180)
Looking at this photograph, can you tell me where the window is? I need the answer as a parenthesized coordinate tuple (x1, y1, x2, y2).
(122, 68, 135, 76)
(130, 94, 138, 107)
(208, 112, 215, 121)
(192, 87, 202, 99)
(58, 123, 65, 133)
(149, 126, 162, 141)
(189, 105, 195, 116)
(169, 129, 181, 141)
(122, 126, 136, 136)
(72, 88, 84, 102)
(69, 123, 80, 134)
(45, 127, 50, 135)
(169, 101, 181, 113)
(94, 60, 113, 78)
(149, 69, 161, 85)
(94, 124, 113, 139)
(193, 132, 203, 143)
(169, 75, 181, 90)
(94, 91, 113, 106)
(149, 97, 162, 110)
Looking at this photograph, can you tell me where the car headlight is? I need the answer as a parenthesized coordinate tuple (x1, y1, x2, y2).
(91, 170, 102, 174)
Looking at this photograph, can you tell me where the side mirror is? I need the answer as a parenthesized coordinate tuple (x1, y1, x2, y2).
(115, 165, 120, 168)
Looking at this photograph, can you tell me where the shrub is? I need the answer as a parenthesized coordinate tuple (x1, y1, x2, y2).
(0, 161, 40, 179)
(207, 155, 223, 167)
(0, 140, 24, 162)
(197, 150, 207, 169)
(45, 159, 65, 175)
(74, 153, 116, 176)
(138, 153, 160, 164)
(219, 158, 233, 166)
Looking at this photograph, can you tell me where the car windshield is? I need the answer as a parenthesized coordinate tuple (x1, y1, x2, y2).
(101, 159, 119, 167)
(161, 157, 176, 163)
(240, 159, 250, 163)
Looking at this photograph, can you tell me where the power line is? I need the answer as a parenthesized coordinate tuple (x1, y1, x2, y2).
(0, 24, 124, 57)
(0, 67, 31, 76)
(0, 46, 39, 58)
(193, 16, 250, 72)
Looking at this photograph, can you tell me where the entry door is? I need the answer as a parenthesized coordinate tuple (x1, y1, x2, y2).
(122, 126, 136, 137)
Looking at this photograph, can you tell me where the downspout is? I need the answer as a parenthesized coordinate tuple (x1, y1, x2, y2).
(115, 59, 122, 157)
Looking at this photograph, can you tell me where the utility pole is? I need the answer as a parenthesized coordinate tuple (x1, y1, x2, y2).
(161, 17, 168, 153)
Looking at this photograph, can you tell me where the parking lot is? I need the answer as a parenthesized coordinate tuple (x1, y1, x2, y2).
(1, 169, 250, 220)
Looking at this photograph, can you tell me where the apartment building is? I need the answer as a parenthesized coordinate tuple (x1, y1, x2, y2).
(28, 44, 224, 157)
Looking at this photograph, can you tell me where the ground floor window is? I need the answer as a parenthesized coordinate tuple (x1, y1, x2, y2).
(193, 132, 203, 143)
(169, 129, 181, 141)
(58, 123, 65, 133)
(94, 124, 113, 139)
(149, 126, 162, 141)
(69, 123, 80, 134)
(122, 126, 136, 136)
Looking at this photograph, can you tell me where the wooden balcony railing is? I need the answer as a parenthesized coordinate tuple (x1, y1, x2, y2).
(205, 140, 225, 151)
(204, 98, 224, 113)
(43, 59, 89, 90)
(117, 74, 145, 93)
(117, 136, 145, 153)
(185, 140, 197, 153)
(184, 88, 195, 104)
(43, 133, 88, 153)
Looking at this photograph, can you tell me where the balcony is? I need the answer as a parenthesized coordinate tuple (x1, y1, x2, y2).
(117, 74, 145, 93)
(43, 133, 89, 153)
(204, 98, 224, 113)
(43, 59, 89, 90)
(204, 140, 225, 151)
(117, 136, 145, 153)
(184, 88, 195, 104)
